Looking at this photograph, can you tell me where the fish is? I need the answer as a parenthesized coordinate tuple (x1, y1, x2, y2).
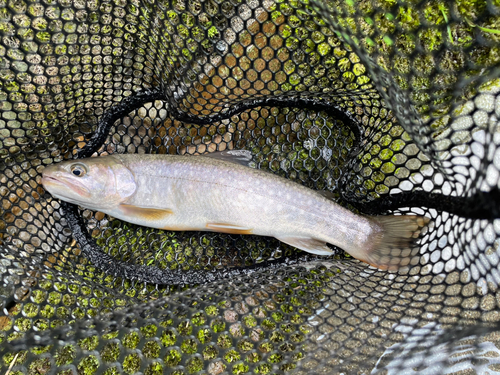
(41, 151, 429, 270)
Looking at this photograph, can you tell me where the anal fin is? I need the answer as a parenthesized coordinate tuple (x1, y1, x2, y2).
(275, 236, 334, 255)
(119, 204, 173, 221)
(206, 222, 253, 235)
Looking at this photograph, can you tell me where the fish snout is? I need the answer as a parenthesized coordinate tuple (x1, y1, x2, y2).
(41, 167, 91, 199)
(42, 163, 61, 178)
(41, 167, 65, 187)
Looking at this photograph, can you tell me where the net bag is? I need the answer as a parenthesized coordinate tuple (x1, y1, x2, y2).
(1, 0, 500, 374)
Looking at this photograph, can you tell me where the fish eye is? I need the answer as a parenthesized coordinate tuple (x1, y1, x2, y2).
(71, 164, 87, 177)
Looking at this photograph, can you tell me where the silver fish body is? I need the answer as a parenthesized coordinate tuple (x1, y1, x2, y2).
(42, 153, 428, 269)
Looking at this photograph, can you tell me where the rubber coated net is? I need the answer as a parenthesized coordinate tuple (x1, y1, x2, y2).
(1, 0, 500, 373)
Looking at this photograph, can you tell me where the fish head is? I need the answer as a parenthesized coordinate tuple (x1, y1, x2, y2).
(41, 156, 136, 210)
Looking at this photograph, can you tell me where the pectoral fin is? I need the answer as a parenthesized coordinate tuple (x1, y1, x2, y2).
(119, 204, 173, 221)
(275, 236, 334, 255)
(206, 222, 253, 235)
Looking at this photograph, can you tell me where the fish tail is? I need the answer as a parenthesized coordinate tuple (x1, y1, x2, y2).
(360, 215, 430, 270)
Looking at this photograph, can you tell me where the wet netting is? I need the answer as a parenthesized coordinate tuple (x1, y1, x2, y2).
(1, 0, 500, 373)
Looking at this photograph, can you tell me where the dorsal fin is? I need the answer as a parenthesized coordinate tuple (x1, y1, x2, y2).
(317, 190, 338, 201)
(201, 150, 253, 167)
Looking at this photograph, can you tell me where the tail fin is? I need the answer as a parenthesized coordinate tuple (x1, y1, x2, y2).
(360, 215, 430, 271)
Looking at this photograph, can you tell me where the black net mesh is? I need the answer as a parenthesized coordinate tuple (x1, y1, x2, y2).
(1, 0, 500, 373)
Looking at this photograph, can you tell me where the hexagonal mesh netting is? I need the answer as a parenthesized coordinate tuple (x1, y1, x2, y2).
(1, 0, 500, 373)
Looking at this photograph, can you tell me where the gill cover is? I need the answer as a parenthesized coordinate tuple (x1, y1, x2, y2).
(108, 156, 136, 200)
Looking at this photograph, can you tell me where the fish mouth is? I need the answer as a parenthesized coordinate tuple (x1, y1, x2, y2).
(41, 175, 60, 185)
(41, 174, 91, 199)
(41, 175, 64, 189)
